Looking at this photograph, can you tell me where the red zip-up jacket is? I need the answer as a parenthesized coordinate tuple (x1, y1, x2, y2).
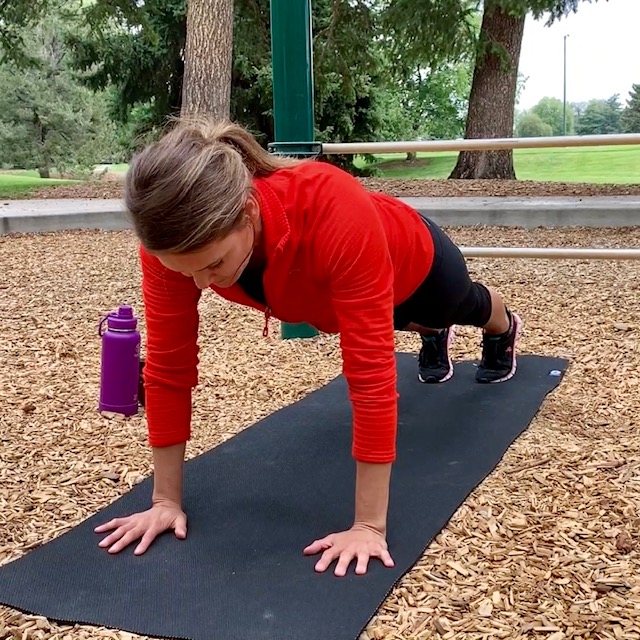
(139, 161, 434, 463)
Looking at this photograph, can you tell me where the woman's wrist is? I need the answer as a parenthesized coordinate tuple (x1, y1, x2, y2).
(151, 442, 186, 506)
(353, 461, 392, 535)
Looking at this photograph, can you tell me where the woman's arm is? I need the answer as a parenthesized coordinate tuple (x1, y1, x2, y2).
(354, 461, 392, 534)
(306, 166, 398, 465)
(94, 250, 201, 555)
(305, 164, 399, 552)
(139, 246, 202, 449)
(152, 442, 187, 506)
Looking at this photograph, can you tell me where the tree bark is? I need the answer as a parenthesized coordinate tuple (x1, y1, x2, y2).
(181, 0, 234, 120)
(449, 1, 525, 180)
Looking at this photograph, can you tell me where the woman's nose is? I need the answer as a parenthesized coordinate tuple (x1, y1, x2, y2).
(193, 272, 213, 289)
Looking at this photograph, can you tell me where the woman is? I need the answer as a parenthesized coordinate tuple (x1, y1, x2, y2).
(95, 117, 521, 577)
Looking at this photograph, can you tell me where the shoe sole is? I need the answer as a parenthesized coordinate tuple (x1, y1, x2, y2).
(418, 325, 456, 384)
(478, 312, 522, 384)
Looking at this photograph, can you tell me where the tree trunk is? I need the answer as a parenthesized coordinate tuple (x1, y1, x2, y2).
(449, 1, 525, 180)
(33, 111, 50, 178)
(181, 0, 234, 120)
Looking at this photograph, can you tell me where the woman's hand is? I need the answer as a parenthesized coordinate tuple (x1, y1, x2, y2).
(303, 524, 395, 576)
(94, 499, 187, 555)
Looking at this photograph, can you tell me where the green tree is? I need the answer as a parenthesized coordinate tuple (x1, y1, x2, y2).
(67, 0, 187, 138)
(381, 0, 478, 71)
(0, 0, 50, 64)
(516, 112, 553, 137)
(382, 0, 602, 179)
(0, 6, 119, 176)
(531, 96, 574, 135)
(65, 0, 453, 172)
(414, 64, 472, 140)
(380, 63, 471, 141)
(450, 0, 601, 179)
(372, 62, 471, 162)
(8, 0, 474, 174)
(575, 95, 622, 135)
(621, 84, 640, 133)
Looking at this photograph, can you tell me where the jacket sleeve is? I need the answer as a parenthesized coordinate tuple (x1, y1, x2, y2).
(307, 165, 398, 464)
(139, 245, 202, 447)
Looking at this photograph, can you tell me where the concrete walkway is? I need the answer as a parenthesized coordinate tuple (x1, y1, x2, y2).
(2, 196, 640, 235)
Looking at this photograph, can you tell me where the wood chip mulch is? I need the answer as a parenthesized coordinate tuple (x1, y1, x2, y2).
(16, 177, 640, 201)
(1, 225, 639, 640)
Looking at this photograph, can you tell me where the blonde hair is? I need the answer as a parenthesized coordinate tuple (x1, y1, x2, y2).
(125, 116, 301, 254)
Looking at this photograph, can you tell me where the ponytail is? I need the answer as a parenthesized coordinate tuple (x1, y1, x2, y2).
(125, 116, 302, 254)
(204, 118, 299, 176)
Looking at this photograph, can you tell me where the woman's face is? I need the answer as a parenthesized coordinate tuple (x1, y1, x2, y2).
(155, 196, 261, 290)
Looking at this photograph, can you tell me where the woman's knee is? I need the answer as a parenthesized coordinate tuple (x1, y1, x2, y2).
(452, 282, 493, 328)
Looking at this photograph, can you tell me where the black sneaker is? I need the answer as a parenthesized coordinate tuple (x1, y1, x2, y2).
(476, 312, 522, 383)
(418, 327, 455, 383)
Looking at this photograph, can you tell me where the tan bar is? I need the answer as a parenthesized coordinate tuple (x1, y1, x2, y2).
(459, 247, 640, 260)
(321, 133, 640, 155)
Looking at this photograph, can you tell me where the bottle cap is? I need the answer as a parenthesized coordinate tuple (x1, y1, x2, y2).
(107, 305, 138, 331)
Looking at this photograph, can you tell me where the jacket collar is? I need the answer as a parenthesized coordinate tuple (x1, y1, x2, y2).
(206, 174, 292, 310)
(253, 175, 291, 260)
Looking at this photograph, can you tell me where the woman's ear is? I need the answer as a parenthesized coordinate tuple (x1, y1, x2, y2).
(244, 192, 262, 226)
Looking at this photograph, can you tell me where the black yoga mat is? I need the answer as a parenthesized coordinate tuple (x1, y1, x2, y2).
(0, 353, 567, 640)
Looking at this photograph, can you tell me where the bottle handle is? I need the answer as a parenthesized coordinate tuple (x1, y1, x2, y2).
(98, 313, 111, 337)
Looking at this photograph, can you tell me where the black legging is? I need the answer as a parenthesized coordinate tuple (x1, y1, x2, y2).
(393, 217, 492, 330)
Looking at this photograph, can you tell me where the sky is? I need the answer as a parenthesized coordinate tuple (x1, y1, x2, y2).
(517, 0, 640, 110)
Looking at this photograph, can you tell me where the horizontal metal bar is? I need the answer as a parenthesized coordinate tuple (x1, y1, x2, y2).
(459, 247, 640, 259)
(268, 141, 322, 157)
(322, 133, 640, 155)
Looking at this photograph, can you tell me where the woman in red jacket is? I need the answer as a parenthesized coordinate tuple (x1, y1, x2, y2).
(95, 117, 521, 577)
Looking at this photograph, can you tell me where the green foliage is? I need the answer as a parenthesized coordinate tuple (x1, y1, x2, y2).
(66, 0, 187, 138)
(359, 62, 470, 156)
(621, 84, 640, 134)
(66, 0, 391, 145)
(0, 7, 121, 175)
(3, 0, 609, 184)
(313, 2, 388, 142)
(62, 0, 471, 171)
(2, 0, 475, 170)
(230, 0, 403, 174)
(229, 1, 273, 142)
(491, 0, 597, 22)
(380, 1, 479, 70)
(516, 112, 553, 137)
(531, 96, 574, 135)
(0, 0, 50, 64)
(405, 65, 471, 140)
(381, 0, 599, 71)
(575, 95, 623, 135)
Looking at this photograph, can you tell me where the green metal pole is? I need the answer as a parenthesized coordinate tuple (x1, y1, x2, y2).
(270, 0, 319, 340)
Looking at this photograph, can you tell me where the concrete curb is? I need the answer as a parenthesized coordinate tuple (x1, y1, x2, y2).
(0, 199, 127, 234)
(408, 196, 640, 228)
(1, 196, 640, 234)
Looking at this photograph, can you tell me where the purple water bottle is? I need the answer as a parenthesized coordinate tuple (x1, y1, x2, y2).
(98, 305, 141, 416)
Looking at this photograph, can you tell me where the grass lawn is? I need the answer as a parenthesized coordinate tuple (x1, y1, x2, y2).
(1, 145, 637, 199)
(355, 145, 640, 183)
(0, 174, 79, 198)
